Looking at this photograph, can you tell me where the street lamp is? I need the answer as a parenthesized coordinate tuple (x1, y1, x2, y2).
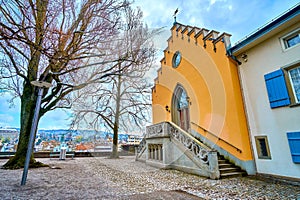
(21, 80, 52, 186)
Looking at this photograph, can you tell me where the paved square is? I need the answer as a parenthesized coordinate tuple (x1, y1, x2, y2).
(0, 157, 299, 199)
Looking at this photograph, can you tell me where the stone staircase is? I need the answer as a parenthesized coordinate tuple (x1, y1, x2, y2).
(218, 155, 247, 178)
(190, 132, 247, 178)
(136, 121, 248, 179)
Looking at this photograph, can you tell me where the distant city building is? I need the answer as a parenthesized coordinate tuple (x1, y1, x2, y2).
(53, 142, 73, 152)
(127, 135, 143, 145)
(0, 128, 19, 139)
(0, 124, 142, 153)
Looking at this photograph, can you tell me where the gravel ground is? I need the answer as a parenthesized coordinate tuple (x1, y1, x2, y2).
(0, 156, 299, 200)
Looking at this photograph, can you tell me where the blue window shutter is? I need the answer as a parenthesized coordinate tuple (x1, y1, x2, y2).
(287, 132, 300, 163)
(264, 69, 290, 108)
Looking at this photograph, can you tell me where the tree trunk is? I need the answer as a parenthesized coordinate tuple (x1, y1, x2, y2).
(2, 0, 49, 169)
(2, 83, 46, 169)
(111, 123, 119, 158)
(110, 72, 122, 159)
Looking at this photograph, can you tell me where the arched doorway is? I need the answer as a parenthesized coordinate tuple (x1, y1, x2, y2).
(171, 85, 190, 132)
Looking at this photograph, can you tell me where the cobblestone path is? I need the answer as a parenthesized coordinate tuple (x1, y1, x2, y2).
(0, 157, 299, 199)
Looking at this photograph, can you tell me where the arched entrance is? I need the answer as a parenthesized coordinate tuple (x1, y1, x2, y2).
(171, 85, 190, 132)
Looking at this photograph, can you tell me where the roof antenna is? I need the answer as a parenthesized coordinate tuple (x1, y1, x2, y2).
(173, 8, 178, 25)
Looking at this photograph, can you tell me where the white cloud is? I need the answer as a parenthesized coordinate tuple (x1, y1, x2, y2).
(0, 114, 14, 122)
(189, 17, 196, 25)
(134, 0, 180, 27)
(0, 114, 15, 128)
(134, 0, 299, 44)
(39, 109, 72, 130)
(0, 95, 20, 128)
(210, 0, 217, 5)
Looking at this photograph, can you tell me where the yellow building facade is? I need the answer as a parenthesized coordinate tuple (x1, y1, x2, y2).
(151, 23, 255, 173)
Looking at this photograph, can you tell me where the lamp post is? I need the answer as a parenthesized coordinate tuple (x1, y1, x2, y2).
(21, 81, 52, 186)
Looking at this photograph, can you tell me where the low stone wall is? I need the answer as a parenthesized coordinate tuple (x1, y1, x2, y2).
(0, 152, 14, 159)
(0, 151, 135, 159)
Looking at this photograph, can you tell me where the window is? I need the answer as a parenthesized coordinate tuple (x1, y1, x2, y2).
(255, 136, 271, 159)
(288, 66, 300, 103)
(281, 28, 300, 49)
(287, 132, 300, 163)
(264, 63, 300, 108)
(172, 51, 182, 68)
(286, 34, 300, 48)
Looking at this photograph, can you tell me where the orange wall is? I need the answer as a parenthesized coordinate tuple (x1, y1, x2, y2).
(152, 25, 253, 161)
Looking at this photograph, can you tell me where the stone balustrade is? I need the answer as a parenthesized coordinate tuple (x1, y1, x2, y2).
(169, 123, 209, 165)
(136, 121, 220, 179)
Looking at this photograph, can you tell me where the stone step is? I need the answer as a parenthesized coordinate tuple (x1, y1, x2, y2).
(218, 163, 233, 168)
(220, 171, 246, 178)
(218, 159, 227, 164)
(219, 167, 241, 174)
(218, 155, 247, 178)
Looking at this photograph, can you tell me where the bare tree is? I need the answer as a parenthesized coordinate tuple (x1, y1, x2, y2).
(0, 0, 130, 169)
(71, 6, 157, 158)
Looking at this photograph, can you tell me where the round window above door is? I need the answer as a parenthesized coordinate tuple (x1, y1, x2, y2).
(172, 51, 181, 68)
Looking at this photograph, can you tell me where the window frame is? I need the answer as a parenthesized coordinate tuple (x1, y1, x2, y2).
(280, 28, 300, 50)
(282, 60, 300, 106)
(255, 136, 272, 159)
(287, 67, 300, 104)
(172, 51, 182, 68)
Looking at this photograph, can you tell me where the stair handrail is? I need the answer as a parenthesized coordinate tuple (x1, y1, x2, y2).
(191, 122, 242, 153)
(168, 121, 212, 150)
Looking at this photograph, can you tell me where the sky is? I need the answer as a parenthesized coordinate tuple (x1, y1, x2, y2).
(135, 0, 299, 44)
(0, 0, 299, 130)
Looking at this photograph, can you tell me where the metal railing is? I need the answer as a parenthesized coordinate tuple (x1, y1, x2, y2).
(191, 122, 242, 153)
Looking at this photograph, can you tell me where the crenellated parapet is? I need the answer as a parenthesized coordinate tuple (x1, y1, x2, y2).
(170, 22, 232, 52)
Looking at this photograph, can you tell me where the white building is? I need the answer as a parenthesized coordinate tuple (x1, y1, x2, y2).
(230, 3, 300, 179)
(0, 128, 19, 139)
